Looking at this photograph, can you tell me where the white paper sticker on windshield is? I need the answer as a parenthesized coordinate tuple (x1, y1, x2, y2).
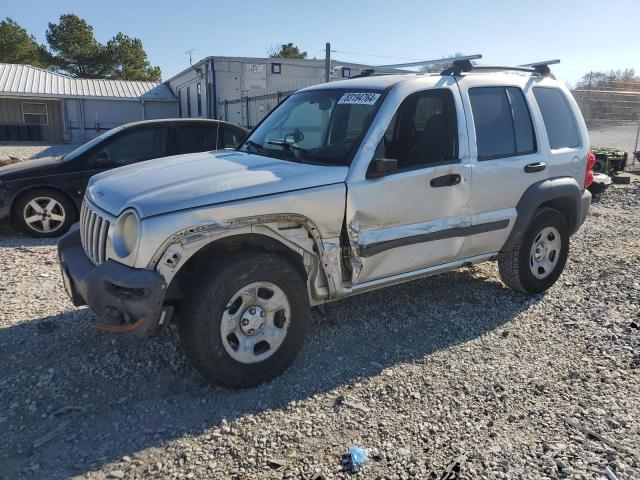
(338, 92, 381, 105)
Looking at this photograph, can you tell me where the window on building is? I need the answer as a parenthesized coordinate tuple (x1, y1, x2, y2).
(197, 83, 202, 116)
(186, 87, 192, 117)
(380, 89, 458, 170)
(341, 67, 351, 79)
(469, 86, 536, 160)
(533, 87, 580, 150)
(22, 103, 48, 125)
(178, 89, 183, 117)
(271, 63, 282, 74)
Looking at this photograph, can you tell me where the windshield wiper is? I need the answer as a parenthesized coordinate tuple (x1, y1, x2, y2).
(244, 140, 263, 152)
(267, 140, 308, 162)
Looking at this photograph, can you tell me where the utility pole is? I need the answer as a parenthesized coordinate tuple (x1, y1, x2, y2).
(324, 42, 331, 83)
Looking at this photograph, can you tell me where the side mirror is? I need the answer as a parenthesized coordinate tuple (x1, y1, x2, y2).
(367, 157, 398, 179)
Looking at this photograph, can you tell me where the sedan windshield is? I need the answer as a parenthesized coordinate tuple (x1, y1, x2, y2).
(241, 89, 384, 166)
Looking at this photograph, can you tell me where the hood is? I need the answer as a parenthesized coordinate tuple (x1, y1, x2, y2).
(0, 157, 61, 180)
(87, 150, 348, 218)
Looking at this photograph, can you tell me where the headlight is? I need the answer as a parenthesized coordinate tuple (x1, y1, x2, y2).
(113, 209, 140, 258)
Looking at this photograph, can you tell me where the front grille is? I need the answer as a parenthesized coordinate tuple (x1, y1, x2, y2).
(80, 201, 110, 264)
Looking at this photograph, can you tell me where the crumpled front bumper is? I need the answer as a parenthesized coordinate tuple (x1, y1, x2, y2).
(57, 224, 167, 337)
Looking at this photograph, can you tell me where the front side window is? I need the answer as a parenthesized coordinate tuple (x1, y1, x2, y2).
(242, 89, 383, 166)
(174, 124, 217, 154)
(469, 87, 536, 160)
(219, 127, 244, 149)
(87, 127, 169, 167)
(533, 87, 580, 150)
(381, 89, 458, 169)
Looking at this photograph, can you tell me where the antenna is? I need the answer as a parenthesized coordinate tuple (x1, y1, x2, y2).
(185, 49, 203, 78)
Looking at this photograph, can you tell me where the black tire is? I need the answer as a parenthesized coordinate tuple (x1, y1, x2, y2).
(588, 182, 608, 195)
(498, 208, 569, 294)
(178, 251, 310, 388)
(13, 188, 76, 238)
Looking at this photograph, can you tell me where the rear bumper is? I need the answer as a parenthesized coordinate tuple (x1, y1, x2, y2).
(577, 189, 592, 230)
(57, 224, 167, 337)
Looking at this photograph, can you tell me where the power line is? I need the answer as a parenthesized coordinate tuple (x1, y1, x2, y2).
(330, 49, 424, 62)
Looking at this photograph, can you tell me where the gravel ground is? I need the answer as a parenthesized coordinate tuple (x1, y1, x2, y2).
(0, 178, 639, 480)
(0, 143, 79, 160)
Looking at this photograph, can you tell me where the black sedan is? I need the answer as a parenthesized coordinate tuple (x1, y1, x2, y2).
(0, 118, 248, 237)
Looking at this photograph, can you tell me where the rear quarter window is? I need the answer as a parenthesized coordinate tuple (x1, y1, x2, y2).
(532, 87, 580, 149)
(469, 86, 536, 160)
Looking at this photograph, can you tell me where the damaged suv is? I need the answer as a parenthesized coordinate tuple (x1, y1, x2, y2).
(58, 59, 593, 388)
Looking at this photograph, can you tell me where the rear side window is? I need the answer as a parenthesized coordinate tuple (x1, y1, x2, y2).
(469, 87, 536, 160)
(533, 87, 580, 149)
(174, 124, 217, 154)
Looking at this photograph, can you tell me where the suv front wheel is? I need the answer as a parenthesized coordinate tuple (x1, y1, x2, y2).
(498, 208, 570, 294)
(178, 251, 310, 388)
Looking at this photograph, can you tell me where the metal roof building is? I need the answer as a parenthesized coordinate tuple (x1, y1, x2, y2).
(0, 64, 177, 143)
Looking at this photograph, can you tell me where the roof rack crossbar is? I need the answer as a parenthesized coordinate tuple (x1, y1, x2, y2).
(441, 59, 560, 77)
(373, 54, 482, 70)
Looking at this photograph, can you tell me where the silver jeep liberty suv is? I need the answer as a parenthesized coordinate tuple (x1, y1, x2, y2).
(58, 57, 593, 388)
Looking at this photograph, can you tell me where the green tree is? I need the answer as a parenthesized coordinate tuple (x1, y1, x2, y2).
(106, 33, 161, 82)
(45, 14, 109, 77)
(0, 17, 51, 67)
(269, 43, 307, 59)
(575, 69, 639, 91)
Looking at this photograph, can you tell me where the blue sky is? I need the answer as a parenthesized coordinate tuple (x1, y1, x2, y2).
(4, 0, 639, 85)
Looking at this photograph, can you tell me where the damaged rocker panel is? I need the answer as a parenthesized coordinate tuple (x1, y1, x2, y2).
(357, 219, 511, 257)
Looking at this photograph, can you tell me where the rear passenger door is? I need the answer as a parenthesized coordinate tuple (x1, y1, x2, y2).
(173, 123, 218, 155)
(456, 79, 548, 258)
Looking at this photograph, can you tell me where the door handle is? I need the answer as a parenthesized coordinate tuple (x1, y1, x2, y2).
(524, 162, 546, 173)
(430, 174, 461, 188)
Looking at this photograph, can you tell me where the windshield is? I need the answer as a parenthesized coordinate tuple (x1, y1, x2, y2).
(61, 127, 123, 162)
(241, 89, 384, 166)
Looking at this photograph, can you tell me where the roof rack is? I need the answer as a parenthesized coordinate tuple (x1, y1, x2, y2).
(441, 59, 560, 77)
(350, 54, 483, 78)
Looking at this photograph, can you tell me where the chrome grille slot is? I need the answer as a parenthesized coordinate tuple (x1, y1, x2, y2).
(79, 200, 110, 265)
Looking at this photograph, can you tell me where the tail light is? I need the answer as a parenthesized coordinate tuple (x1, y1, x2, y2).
(584, 151, 596, 189)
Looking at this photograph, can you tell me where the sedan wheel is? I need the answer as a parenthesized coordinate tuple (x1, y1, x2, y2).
(23, 197, 66, 234)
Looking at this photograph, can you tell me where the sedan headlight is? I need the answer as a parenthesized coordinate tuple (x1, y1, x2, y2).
(113, 209, 141, 259)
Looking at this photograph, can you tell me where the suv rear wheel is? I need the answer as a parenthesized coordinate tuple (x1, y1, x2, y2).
(178, 251, 310, 388)
(498, 208, 569, 294)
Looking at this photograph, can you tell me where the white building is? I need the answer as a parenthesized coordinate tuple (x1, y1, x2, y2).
(167, 56, 394, 128)
(0, 64, 177, 143)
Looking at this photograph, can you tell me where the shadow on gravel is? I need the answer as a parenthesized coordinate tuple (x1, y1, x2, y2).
(0, 266, 541, 479)
(0, 229, 58, 248)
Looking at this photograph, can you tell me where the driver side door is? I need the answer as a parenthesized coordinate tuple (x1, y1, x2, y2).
(346, 88, 472, 285)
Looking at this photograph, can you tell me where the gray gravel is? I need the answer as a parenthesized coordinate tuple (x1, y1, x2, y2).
(1, 178, 639, 480)
(0, 143, 79, 160)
